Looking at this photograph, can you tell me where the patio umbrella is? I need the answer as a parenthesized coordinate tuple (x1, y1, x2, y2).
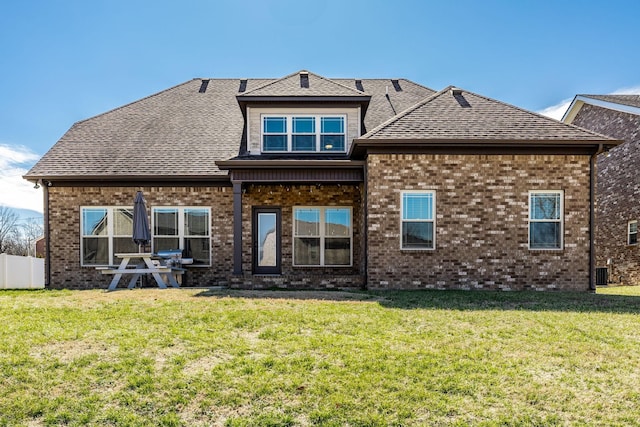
(132, 191, 151, 252)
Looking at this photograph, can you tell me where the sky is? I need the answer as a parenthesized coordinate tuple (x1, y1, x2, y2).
(2, 0, 639, 215)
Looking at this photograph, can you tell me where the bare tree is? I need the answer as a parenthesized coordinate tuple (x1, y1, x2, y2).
(21, 218, 44, 257)
(0, 205, 19, 253)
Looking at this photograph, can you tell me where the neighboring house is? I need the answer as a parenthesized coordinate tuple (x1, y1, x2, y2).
(24, 70, 618, 291)
(563, 95, 640, 285)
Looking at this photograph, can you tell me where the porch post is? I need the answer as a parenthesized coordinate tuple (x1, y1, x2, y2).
(232, 181, 243, 275)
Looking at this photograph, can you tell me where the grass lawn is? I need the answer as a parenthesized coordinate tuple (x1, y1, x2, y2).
(1, 287, 640, 426)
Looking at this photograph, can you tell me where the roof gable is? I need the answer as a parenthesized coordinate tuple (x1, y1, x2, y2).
(238, 70, 368, 98)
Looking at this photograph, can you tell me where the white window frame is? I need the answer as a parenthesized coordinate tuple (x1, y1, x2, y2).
(628, 220, 638, 245)
(528, 190, 564, 250)
(400, 190, 436, 250)
(151, 206, 212, 267)
(292, 206, 353, 267)
(80, 206, 136, 267)
(262, 114, 347, 153)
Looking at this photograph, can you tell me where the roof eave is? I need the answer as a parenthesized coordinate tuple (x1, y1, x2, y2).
(216, 159, 365, 170)
(23, 174, 230, 184)
(349, 138, 621, 157)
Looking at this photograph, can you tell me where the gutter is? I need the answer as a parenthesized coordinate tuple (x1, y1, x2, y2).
(589, 144, 606, 291)
(43, 183, 51, 288)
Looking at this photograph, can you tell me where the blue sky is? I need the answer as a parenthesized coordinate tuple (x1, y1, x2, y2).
(2, 0, 639, 213)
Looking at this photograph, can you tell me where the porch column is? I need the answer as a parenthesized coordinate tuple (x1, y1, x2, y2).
(232, 181, 243, 275)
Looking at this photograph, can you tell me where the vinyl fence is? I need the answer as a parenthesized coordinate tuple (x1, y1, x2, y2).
(0, 254, 45, 289)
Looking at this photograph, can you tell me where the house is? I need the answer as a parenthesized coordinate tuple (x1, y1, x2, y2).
(563, 95, 640, 285)
(24, 70, 618, 291)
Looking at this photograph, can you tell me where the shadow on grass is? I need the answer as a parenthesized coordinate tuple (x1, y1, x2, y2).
(193, 288, 383, 302)
(373, 289, 640, 314)
(193, 288, 640, 314)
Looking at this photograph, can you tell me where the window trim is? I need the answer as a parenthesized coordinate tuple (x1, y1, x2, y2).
(151, 206, 212, 267)
(400, 190, 436, 251)
(528, 190, 564, 251)
(262, 114, 347, 153)
(628, 220, 638, 245)
(80, 206, 135, 267)
(292, 206, 353, 267)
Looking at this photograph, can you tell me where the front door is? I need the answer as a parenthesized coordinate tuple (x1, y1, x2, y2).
(252, 208, 281, 274)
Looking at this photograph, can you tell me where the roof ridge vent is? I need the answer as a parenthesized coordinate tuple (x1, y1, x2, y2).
(391, 79, 402, 91)
(198, 79, 210, 93)
(239, 79, 247, 93)
(451, 88, 463, 96)
(300, 71, 309, 88)
(355, 79, 364, 92)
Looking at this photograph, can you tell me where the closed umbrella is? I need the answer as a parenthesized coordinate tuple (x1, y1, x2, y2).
(132, 191, 151, 252)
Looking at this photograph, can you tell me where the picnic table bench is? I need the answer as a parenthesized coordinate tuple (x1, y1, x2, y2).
(98, 253, 184, 291)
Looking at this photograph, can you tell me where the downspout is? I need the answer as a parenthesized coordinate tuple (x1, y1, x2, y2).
(589, 145, 604, 292)
(363, 160, 368, 290)
(43, 182, 51, 288)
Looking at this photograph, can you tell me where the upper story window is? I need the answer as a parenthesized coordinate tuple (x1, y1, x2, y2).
(263, 115, 346, 153)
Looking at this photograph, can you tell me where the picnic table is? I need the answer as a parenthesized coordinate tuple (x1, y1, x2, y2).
(98, 253, 184, 291)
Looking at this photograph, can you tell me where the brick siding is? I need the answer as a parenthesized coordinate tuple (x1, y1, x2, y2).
(46, 185, 233, 289)
(366, 154, 592, 291)
(231, 183, 364, 290)
(572, 103, 640, 285)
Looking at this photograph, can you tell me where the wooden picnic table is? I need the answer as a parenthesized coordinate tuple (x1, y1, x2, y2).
(98, 253, 183, 291)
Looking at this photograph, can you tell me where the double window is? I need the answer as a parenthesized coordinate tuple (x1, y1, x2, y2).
(263, 115, 346, 153)
(629, 221, 638, 245)
(401, 191, 436, 250)
(81, 206, 211, 266)
(81, 207, 139, 266)
(152, 207, 211, 266)
(529, 191, 563, 250)
(293, 207, 352, 266)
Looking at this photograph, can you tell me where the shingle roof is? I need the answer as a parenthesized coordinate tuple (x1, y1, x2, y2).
(25, 73, 435, 181)
(26, 78, 272, 180)
(360, 86, 614, 142)
(333, 78, 435, 133)
(579, 94, 640, 109)
(238, 70, 367, 98)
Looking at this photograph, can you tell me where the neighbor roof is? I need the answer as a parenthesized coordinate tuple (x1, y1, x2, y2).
(579, 94, 640, 109)
(562, 94, 640, 124)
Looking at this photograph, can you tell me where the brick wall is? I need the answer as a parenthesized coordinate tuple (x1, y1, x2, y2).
(231, 183, 364, 289)
(366, 154, 592, 291)
(572, 104, 640, 285)
(46, 185, 233, 289)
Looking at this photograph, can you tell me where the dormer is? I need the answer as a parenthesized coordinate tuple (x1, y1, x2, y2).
(236, 70, 371, 155)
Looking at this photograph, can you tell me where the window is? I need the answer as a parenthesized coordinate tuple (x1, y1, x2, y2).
(262, 115, 346, 153)
(529, 191, 563, 250)
(293, 207, 352, 266)
(152, 207, 211, 266)
(81, 207, 138, 266)
(629, 221, 638, 245)
(401, 191, 435, 249)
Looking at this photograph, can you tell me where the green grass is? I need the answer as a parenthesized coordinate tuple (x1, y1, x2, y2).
(1, 287, 640, 426)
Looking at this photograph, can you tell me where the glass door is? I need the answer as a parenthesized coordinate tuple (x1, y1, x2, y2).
(252, 208, 281, 274)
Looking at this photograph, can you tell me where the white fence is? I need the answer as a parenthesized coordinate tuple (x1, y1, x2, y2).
(0, 254, 45, 289)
